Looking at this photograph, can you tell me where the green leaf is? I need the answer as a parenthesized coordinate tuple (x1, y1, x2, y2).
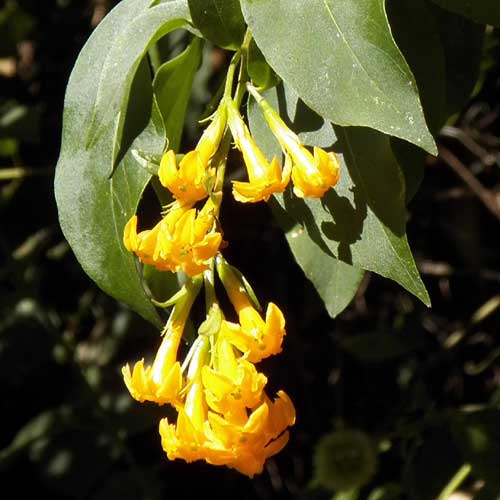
(113, 56, 154, 169)
(430, 0, 500, 27)
(248, 85, 430, 306)
(247, 38, 280, 90)
(153, 35, 203, 151)
(55, 0, 175, 327)
(390, 139, 426, 203)
(385, 0, 447, 201)
(86, 0, 191, 166)
(452, 408, 500, 490)
(240, 0, 437, 154)
(269, 197, 364, 318)
(188, 0, 245, 50)
(431, 4, 485, 119)
(386, 0, 446, 134)
(248, 88, 364, 318)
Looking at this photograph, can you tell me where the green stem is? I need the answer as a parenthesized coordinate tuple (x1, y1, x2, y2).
(163, 275, 203, 334)
(203, 265, 217, 313)
(437, 463, 471, 500)
(223, 51, 242, 99)
(233, 30, 253, 108)
(211, 130, 232, 203)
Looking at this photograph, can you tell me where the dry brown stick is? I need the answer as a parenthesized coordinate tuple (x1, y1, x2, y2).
(438, 146, 500, 221)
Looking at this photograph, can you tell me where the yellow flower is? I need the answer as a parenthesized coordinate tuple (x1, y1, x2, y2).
(226, 99, 290, 203)
(159, 375, 236, 466)
(122, 322, 184, 407)
(215, 254, 286, 362)
(158, 108, 226, 202)
(248, 84, 340, 198)
(202, 326, 268, 420)
(290, 146, 340, 198)
(123, 200, 222, 276)
(206, 390, 296, 477)
(224, 302, 286, 363)
(159, 372, 296, 477)
(122, 277, 202, 406)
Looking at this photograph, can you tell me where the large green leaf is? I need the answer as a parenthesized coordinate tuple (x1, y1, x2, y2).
(430, 0, 500, 27)
(386, 0, 447, 201)
(431, 4, 485, 119)
(386, 0, 446, 134)
(270, 197, 365, 318)
(240, 0, 437, 154)
(153, 35, 203, 151)
(248, 85, 430, 306)
(248, 88, 364, 318)
(86, 0, 191, 168)
(55, 0, 190, 327)
(188, 0, 245, 50)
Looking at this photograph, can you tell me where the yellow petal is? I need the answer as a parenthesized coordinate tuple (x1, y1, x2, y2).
(123, 215, 139, 252)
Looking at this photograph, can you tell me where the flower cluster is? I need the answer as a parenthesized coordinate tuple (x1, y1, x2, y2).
(122, 60, 340, 476)
(123, 259, 295, 477)
(123, 86, 340, 281)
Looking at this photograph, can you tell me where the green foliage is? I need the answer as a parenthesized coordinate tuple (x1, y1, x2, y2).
(246, 39, 280, 91)
(430, 4, 486, 120)
(430, 0, 500, 27)
(248, 89, 364, 317)
(55, 0, 189, 328)
(20, 0, 496, 495)
(249, 85, 429, 307)
(54, 0, 494, 323)
(187, 0, 245, 50)
(240, 0, 437, 154)
(153, 36, 203, 151)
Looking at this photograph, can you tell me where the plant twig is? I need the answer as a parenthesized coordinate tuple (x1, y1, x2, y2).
(439, 146, 500, 221)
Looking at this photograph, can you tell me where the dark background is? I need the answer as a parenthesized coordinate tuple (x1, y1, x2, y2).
(1, 1, 499, 499)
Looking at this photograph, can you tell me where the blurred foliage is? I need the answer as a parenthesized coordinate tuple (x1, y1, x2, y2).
(1, 1, 500, 499)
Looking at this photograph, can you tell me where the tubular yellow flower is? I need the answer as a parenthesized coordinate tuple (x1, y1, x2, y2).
(226, 99, 290, 203)
(122, 277, 202, 406)
(224, 301, 286, 363)
(159, 375, 236, 467)
(248, 84, 340, 198)
(159, 312, 295, 477)
(122, 328, 183, 406)
(159, 375, 295, 477)
(215, 254, 286, 362)
(158, 107, 226, 202)
(206, 390, 296, 477)
(202, 326, 268, 420)
(123, 199, 222, 276)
